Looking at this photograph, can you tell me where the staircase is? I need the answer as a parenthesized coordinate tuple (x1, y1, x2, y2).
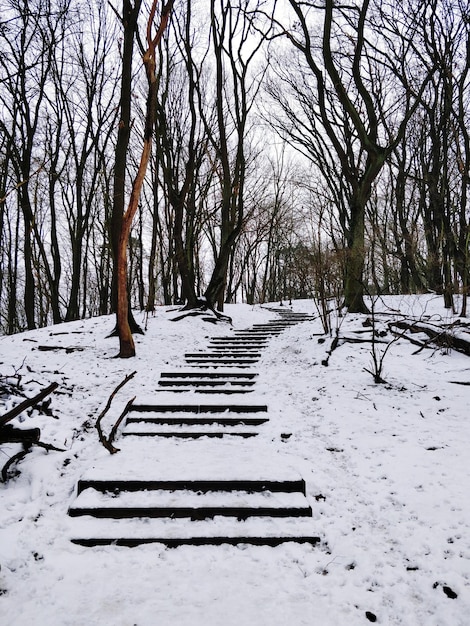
(68, 309, 321, 547)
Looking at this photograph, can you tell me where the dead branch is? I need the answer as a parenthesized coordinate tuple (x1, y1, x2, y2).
(35, 440, 65, 452)
(96, 372, 136, 454)
(0, 382, 59, 428)
(388, 327, 429, 350)
(0, 383, 64, 480)
(107, 397, 136, 453)
(37, 345, 84, 353)
(389, 320, 470, 356)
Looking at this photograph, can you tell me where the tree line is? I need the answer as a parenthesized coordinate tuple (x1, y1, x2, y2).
(1, 0, 469, 342)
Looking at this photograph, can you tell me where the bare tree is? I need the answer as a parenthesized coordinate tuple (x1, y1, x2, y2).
(154, 0, 211, 308)
(0, 1, 69, 329)
(56, 4, 120, 321)
(266, 0, 434, 312)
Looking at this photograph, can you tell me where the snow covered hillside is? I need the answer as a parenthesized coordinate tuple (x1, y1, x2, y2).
(0, 296, 469, 625)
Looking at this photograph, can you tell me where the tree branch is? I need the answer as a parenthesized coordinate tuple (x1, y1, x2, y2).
(0, 382, 59, 428)
(95, 371, 136, 454)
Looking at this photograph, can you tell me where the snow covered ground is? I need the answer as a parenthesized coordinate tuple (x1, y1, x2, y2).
(0, 295, 469, 625)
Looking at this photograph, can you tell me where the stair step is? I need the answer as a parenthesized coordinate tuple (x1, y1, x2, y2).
(210, 338, 268, 343)
(232, 333, 280, 337)
(208, 347, 265, 351)
(185, 353, 261, 358)
(158, 380, 256, 387)
(72, 536, 320, 547)
(208, 345, 263, 351)
(235, 328, 277, 332)
(185, 358, 259, 364)
(77, 478, 306, 495)
(124, 421, 263, 432)
(125, 416, 269, 426)
(129, 403, 268, 413)
(155, 388, 254, 395)
(68, 507, 311, 520)
(185, 363, 254, 368)
(252, 324, 296, 328)
(69, 516, 321, 547)
(185, 361, 259, 367)
(68, 488, 312, 519)
(122, 430, 259, 439)
(154, 388, 254, 395)
(160, 371, 258, 379)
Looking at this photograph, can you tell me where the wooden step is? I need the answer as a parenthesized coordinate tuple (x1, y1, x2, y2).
(123, 402, 268, 435)
(232, 332, 280, 337)
(122, 430, 259, 439)
(235, 328, 277, 332)
(154, 388, 254, 395)
(68, 488, 312, 519)
(185, 352, 261, 358)
(209, 338, 268, 343)
(252, 324, 297, 328)
(129, 403, 268, 413)
(76, 478, 306, 495)
(125, 415, 269, 426)
(158, 379, 256, 387)
(69, 516, 321, 547)
(208, 345, 263, 351)
(71, 535, 321, 547)
(159, 371, 258, 379)
(185, 358, 259, 365)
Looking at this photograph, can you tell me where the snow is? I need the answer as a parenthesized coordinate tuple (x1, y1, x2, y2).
(0, 296, 469, 625)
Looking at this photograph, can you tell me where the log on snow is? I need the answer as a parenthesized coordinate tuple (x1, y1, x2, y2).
(0, 425, 41, 445)
(389, 321, 470, 356)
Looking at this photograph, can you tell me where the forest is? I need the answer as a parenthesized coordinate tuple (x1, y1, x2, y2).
(1, 0, 469, 342)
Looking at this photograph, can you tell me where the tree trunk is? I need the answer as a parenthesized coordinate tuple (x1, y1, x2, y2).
(343, 192, 369, 313)
(111, 0, 143, 314)
(116, 0, 174, 357)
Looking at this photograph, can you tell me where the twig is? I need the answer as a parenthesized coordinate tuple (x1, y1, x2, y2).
(35, 441, 65, 452)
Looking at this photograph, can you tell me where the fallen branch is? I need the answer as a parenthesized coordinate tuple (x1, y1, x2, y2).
(96, 372, 136, 454)
(0, 382, 59, 428)
(388, 327, 429, 350)
(37, 345, 84, 353)
(0, 382, 64, 481)
(389, 320, 470, 356)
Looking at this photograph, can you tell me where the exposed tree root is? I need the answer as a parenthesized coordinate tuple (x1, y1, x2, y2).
(170, 302, 233, 325)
